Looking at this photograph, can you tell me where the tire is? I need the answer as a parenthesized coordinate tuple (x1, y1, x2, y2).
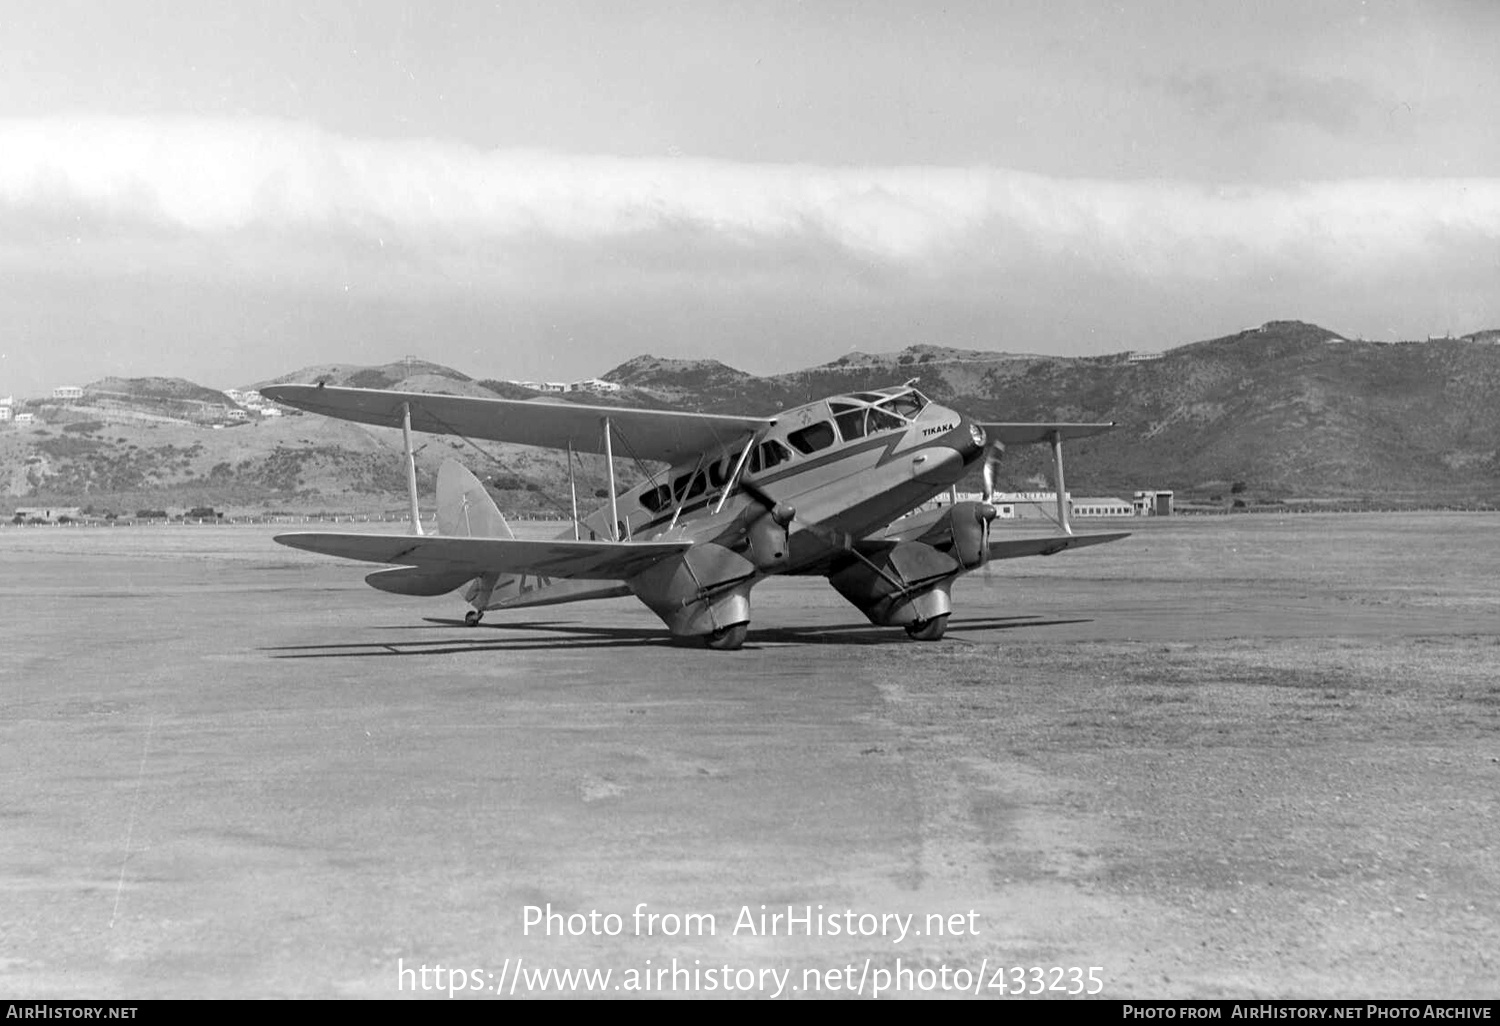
(904, 614, 949, 641)
(704, 622, 749, 651)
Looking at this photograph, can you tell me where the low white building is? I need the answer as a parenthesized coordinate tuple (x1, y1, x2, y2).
(13, 506, 81, 522)
(14, 412, 35, 425)
(53, 385, 84, 400)
(1072, 497, 1134, 517)
(1133, 490, 1175, 516)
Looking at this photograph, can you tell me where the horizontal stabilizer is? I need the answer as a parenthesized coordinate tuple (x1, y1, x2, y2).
(276, 531, 691, 580)
(989, 531, 1129, 560)
(979, 422, 1115, 445)
(364, 566, 478, 596)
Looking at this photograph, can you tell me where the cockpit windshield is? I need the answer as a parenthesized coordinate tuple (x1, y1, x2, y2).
(831, 386, 929, 422)
(878, 389, 928, 420)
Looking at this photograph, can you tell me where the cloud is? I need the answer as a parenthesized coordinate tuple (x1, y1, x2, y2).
(1, 114, 1498, 297)
(1151, 65, 1394, 137)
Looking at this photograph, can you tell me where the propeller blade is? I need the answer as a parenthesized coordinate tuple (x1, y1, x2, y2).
(981, 441, 1005, 502)
(739, 476, 795, 526)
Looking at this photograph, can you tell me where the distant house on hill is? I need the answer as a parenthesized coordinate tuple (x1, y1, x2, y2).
(1125, 351, 1163, 363)
(14, 412, 35, 425)
(52, 385, 84, 400)
(568, 378, 622, 393)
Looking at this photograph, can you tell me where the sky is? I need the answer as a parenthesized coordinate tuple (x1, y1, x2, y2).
(1, 0, 1498, 395)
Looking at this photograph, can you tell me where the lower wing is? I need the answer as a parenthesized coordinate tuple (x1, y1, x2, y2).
(274, 532, 691, 580)
(989, 532, 1129, 560)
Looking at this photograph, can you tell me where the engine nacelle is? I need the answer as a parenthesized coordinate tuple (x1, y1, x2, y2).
(629, 543, 759, 636)
(828, 541, 961, 627)
(911, 500, 995, 570)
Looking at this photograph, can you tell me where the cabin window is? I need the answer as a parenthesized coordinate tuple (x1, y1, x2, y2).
(748, 439, 792, 474)
(867, 408, 905, 432)
(787, 421, 836, 455)
(639, 484, 673, 513)
(686, 471, 707, 500)
(707, 456, 731, 488)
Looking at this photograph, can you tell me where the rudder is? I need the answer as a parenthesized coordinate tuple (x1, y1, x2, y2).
(437, 459, 515, 539)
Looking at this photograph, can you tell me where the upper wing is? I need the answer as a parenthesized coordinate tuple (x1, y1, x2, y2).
(275, 532, 690, 580)
(988, 531, 1128, 559)
(979, 422, 1116, 445)
(260, 384, 774, 464)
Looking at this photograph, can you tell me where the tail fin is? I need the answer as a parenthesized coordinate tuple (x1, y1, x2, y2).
(436, 459, 514, 539)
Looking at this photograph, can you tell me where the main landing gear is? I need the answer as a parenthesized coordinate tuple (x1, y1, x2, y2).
(464, 609, 484, 626)
(904, 614, 949, 642)
(703, 623, 749, 651)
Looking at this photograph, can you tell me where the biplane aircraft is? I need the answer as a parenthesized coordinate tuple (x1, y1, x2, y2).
(262, 381, 1127, 650)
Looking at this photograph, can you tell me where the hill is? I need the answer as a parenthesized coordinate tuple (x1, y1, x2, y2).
(4, 321, 1499, 516)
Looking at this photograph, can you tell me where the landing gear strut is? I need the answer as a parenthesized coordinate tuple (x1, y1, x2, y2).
(904, 614, 949, 641)
(464, 609, 484, 627)
(704, 622, 748, 651)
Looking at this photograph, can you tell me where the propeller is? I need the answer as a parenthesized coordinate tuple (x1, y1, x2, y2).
(735, 475, 798, 570)
(981, 439, 1006, 503)
(738, 476, 796, 528)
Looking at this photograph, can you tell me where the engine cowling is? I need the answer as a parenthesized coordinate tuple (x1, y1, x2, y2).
(743, 502, 795, 572)
(828, 541, 961, 627)
(913, 501, 996, 571)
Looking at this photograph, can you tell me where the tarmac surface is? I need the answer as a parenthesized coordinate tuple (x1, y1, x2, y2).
(2, 514, 1497, 998)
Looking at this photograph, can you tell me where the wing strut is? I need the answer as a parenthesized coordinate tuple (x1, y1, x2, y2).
(1050, 430, 1072, 536)
(713, 434, 758, 515)
(567, 440, 580, 541)
(602, 416, 620, 541)
(401, 401, 423, 536)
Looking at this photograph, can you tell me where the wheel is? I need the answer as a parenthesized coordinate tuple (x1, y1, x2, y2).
(904, 614, 949, 641)
(464, 609, 483, 626)
(703, 622, 749, 651)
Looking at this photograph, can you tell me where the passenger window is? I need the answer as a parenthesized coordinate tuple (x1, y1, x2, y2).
(760, 440, 790, 468)
(708, 457, 730, 488)
(686, 472, 707, 499)
(639, 485, 672, 513)
(787, 421, 835, 455)
(866, 408, 906, 432)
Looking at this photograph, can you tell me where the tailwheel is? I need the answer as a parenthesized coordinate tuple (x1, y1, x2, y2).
(704, 622, 749, 651)
(904, 614, 949, 641)
(464, 609, 483, 626)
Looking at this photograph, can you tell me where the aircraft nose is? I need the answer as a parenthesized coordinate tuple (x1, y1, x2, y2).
(963, 419, 987, 456)
(909, 444, 963, 484)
